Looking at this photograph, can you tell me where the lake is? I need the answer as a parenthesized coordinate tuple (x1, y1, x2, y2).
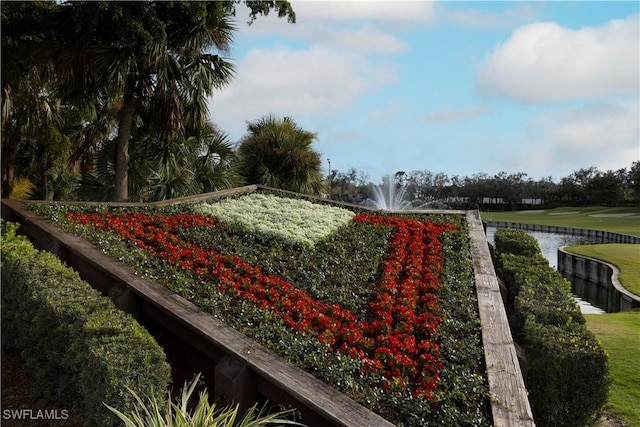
(485, 226, 606, 314)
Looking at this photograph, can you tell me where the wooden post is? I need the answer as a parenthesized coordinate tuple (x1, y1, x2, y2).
(215, 355, 257, 414)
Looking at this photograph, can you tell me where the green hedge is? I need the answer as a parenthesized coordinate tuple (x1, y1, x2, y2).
(499, 253, 549, 312)
(500, 254, 585, 339)
(1, 222, 171, 426)
(524, 319, 608, 427)
(493, 227, 541, 258)
(493, 228, 608, 427)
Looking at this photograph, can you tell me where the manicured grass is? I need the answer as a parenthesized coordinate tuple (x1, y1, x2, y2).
(584, 310, 640, 427)
(563, 244, 640, 297)
(481, 206, 640, 237)
(484, 206, 640, 425)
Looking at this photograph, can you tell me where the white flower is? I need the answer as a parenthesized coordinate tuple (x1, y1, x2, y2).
(194, 193, 355, 247)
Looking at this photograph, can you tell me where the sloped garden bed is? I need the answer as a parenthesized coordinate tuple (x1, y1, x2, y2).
(2, 187, 533, 426)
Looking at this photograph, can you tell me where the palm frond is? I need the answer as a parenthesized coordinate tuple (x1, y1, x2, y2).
(238, 115, 323, 194)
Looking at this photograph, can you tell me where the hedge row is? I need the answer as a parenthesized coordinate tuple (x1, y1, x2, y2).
(1, 222, 171, 426)
(493, 228, 608, 427)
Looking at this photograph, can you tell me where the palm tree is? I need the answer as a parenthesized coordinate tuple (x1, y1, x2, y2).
(54, 1, 236, 202)
(237, 115, 325, 195)
(142, 121, 242, 201)
(187, 123, 243, 194)
(77, 120, 241, 202)
(1, 1, 63, 198)
(2, 1, 296, 201)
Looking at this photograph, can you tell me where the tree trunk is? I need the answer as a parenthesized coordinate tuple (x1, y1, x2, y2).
(40, 155, 48, 200)
(1, 139, 18, 197)
(113, 91, 139, 202)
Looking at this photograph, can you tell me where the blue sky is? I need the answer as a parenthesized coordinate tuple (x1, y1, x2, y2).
(207, 1, 639, 184)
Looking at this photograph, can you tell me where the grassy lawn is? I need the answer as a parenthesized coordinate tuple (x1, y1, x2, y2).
(483, 206, 640, 425)
(585, 310, 640, 427)
(563, 244, 640, 297)
(481, 206, 640, 237)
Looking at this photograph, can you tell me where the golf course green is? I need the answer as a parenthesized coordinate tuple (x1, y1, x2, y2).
(482, 206, 639, 426)
(481, 206, 640, 237)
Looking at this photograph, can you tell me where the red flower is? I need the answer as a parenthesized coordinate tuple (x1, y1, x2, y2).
(66, 209, 456, 400)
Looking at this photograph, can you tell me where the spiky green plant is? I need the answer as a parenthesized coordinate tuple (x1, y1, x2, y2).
(237, 115, 325, 196)
(105, 374, 304, 427)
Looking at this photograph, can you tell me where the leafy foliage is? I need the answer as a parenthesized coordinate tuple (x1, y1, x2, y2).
(35, 193, 492, 426)
(193, 193, 355, 247)
(493, 227, 541, 258)
(1, 221, 171, 426)
(1, 1, 294, 201)
(106, 374, 302, 427)
(494, 228, 609, 427)
(77, 122, 243, 202)
(237, 115, 325, 195)
(525, 320, 608, 427)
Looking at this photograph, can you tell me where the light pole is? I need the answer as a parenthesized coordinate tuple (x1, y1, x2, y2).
(327, 158, 332, 199)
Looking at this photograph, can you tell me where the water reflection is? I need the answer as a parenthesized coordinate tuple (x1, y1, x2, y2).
(485, 226, 606, 314)
(571, 276, 619, 313)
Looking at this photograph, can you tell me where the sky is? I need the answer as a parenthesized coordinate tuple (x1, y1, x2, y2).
(207, 1, 640, 184)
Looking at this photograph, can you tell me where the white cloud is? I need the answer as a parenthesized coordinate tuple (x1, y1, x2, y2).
(550, 101, 639, 150)
(546, 99, 639, 172)
(444, 4, 538, 30)
(477, 15, 640, 103)
(235, 2, 418, 55)
(208, 46, 398, 139)
(328, 28, 408, 54)
(425, 105, 491, 124)
(209, 2, 421, 141)
(505, 98, 639, 178)
(289, 1, 436, 26)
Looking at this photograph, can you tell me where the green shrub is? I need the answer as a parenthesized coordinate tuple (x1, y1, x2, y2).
(493, 227, 541, 258)
(493, 228, 608, 427)
(497, 253, 549, 310)
(513, 274, 585, 331)
(524, 319, 608, 427)
(499, 256, 585, 339)
(1, 222, 171, 426)
(8, 176, 35, 199)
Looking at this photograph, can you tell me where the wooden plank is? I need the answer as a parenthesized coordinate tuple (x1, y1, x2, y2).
(467, 211, 536, 426)
(151, 185, 258, 207)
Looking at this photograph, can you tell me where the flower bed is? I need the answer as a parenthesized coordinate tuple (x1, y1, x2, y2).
(36, 192, 491, 426)
(193, 193, 355, 247)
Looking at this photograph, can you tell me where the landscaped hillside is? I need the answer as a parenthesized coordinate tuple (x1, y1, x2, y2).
(33, 190, 492, 426)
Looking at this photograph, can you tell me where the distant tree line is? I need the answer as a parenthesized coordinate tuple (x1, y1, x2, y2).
(329, 162, 640, 209)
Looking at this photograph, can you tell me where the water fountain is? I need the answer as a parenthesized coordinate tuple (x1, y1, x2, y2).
(370, 174, 413, 211)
